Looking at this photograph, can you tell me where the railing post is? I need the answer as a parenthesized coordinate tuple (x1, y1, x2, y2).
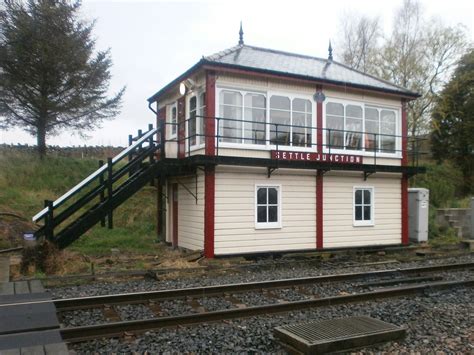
(275, 124, 279, 152)
(99, 160, 106, 227)
(137, 129, 143, 151)
(128, 134, 133, 178)
(148, 124, 155, 186)
(216, 117, 220, 157)
(107, 157, 113, 229)
(374, 133, 377, 167)
(328, 129, 331, 155)
(160, 120, 166, 159)
(44, 199, 54, 241)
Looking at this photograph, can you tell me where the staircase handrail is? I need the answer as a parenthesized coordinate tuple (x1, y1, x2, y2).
(32, 127, 158, 222)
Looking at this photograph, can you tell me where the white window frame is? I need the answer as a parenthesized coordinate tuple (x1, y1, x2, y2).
(323, 97, 401, 158)
(169, 102, 178, 139)
(353, 186, 375, 227)
(215, 86, 316, 153)
(186, 90, 206, 152)
(255, 184, 282, 229)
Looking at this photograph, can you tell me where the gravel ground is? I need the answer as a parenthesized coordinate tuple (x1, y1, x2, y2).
(50, 254, 474, 299)
(70, 286, 473, 354)
(60, 308, 106, 327)
(115, 304, 157, 321)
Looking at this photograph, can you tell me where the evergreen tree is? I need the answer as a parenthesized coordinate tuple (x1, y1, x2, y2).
(0, 0, 125, 156)
(431, 50, 474, 194)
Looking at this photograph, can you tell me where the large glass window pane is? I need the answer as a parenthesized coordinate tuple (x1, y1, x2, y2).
(326, 102, 344, 149)
(365, 108, 379, 152)
(380, 110, 396, 153)
(171, 106, 177, 136)
(257, 188, 267, 204)
(189, 96, 197, 146)
(355, 206, 362, 221)
(292, 99, 312, 147)
(219, 91, 242, 143)
(244, 93, 266, 145)
(198, 92, 206, 145)
(363, 189, 370, 204)
(270, 96, 291, 146)
(268, 206, 278, 222)
(345, 105, 362, 150)
(268, 188, 278, 204)
(257, 206, 267, 223)
(355, 190, 362, 204)
(364, 206, 371, 220)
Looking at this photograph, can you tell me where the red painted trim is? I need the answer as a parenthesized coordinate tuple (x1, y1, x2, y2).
(316, 171, 323, 249)
(205, 71, 216, 156)
(316, 85, 323, 152)
(401, 175, 409, 245)
(204, 166, 215, 258)
(315, 85, 324, 249)
(401, 99, 409, 245)
(177, 97, 186, 158)
(401, 99, 408, 166)
(202, 64, 418, 100)
(172, 183, 178, 247)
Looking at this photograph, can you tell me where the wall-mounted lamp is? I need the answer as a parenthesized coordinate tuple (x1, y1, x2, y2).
(179, 78, 197, 96)
(313, 91, 326, 103)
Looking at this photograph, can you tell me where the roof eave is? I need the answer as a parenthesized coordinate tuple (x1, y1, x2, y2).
(202, 60, 421, 99)
(147, 59, 205, 103)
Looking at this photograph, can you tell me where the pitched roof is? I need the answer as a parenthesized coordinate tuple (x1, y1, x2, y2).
(148, 44, 419, 102)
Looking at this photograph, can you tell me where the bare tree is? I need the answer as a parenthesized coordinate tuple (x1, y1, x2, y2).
(337, 12, 381, 74)
(337, 0, 468, 139)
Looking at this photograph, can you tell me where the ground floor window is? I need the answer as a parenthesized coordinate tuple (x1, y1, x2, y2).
(353, 187, 374, 226)
(255, 185, 281, 228)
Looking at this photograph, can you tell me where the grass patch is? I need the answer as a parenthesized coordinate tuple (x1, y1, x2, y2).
(0, 149, 159, 256)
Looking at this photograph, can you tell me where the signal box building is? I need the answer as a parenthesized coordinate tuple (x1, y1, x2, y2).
(148, 35, 422, 258)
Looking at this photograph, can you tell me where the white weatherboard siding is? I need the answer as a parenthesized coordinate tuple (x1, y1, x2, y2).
(323, 174, 402, 248)
(177, 172, 205, 250)
(214, 167, 316, 255)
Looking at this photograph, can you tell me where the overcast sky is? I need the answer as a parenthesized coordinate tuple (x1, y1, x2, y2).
(1, 0, 472, 147)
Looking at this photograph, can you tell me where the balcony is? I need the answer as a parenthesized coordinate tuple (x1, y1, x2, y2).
(156, 116, 425, 176)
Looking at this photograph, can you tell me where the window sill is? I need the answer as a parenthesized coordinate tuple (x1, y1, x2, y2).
(353, 221, 375, 227)
(255, 223, 282, 230)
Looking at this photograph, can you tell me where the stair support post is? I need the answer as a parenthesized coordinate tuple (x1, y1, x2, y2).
(44, 199, 54, 241)
(107, 157, 114, 229)
(99, 160, 106, 227)
(148, 123, 155, 187)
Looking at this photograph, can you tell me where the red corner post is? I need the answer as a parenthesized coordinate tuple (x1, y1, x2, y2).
(204, 71, 216, 258)
(401, 99, 409, 245)
(316, 85, 323, 249)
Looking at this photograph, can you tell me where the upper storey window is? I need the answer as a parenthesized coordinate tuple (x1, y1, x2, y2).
(218, 89, 312, 148)
(325, 101, 398, 155)
(219, 90, 266, 145)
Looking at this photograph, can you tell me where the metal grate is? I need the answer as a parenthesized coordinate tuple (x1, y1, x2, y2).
(274, 316, 406, 354)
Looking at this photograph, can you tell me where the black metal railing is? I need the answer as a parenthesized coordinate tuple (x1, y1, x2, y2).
(167, 115, 425, 166)
(33, 123, 164, 244)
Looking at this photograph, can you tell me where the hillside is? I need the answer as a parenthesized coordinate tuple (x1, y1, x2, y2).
(0, 149, 161, 256)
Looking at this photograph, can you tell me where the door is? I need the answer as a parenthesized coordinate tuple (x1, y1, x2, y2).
(172, 183, 178, 248)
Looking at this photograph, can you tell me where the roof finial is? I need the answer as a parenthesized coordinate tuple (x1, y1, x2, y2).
(238, 21, 244, 45)
(328, 40, 333, 61)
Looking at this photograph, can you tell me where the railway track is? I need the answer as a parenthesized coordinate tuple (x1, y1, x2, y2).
(59, 262, 473, 342)
(2, 262, 473, 343)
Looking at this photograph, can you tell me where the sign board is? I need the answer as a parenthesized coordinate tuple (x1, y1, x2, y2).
(271, 150, 363, 164)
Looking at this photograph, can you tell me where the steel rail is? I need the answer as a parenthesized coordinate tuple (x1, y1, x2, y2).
(52, 262, 474, 311)
(59, 278, 474, 342)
